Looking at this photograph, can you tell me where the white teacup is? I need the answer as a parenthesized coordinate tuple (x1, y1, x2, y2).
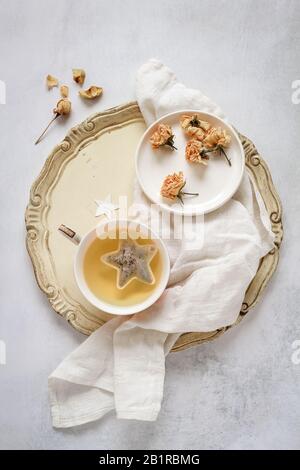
(59, 219, 170, 315)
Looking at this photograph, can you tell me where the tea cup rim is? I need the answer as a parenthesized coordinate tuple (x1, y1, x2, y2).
(74, 219, 170, 315)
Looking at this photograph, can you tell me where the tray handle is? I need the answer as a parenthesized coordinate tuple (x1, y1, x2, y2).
(58, 224, 81, 245)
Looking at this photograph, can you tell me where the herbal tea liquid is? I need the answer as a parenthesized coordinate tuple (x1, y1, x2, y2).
(83, 235, 162, 307)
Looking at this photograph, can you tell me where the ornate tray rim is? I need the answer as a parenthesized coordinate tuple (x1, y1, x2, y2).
(25, 102, 283, 352)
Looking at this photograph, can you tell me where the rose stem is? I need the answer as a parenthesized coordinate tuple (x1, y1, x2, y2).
(219, 147, 231, 166)
(166, 143, 178, 151)
(181, 192, 199, 197)
(35, 113, 59, 145)
(177, 194, 184, 205)
(166, 137, 177, 151)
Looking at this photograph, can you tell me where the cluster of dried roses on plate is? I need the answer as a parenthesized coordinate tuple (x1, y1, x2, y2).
(35, 69, 103, 145)
(150, 114, 232, 204)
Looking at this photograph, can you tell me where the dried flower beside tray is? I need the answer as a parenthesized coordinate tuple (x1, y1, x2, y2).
(35, 68, 103, 145)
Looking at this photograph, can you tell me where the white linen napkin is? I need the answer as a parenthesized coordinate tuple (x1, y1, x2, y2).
(48, 59, 274, 427)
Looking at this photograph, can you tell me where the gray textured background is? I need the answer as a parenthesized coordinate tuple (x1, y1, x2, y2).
(0, 0, 299, 450)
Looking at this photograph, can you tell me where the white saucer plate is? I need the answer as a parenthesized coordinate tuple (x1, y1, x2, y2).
(135, 110, 245, 215)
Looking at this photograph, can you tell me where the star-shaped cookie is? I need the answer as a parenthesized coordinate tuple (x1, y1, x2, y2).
(101, 238, 157, 289)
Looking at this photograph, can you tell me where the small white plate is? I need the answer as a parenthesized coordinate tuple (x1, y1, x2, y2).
(135, 110, 245, 215)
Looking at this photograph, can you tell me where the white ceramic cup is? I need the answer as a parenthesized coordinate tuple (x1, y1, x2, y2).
(59, 219, 170, 315)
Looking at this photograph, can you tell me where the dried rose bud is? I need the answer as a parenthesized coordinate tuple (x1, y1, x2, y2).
(46, 74, 58, 89)
(185, 139, 208, 165)
(180, 115, 211, 132)
(150, 123, 177, 150)
(160, 171, 186, 200)
(203, 127, 232, 166)
(60, 85, 69, 98)
(79, 86, 103, 100)
(54, 98, 71, 116)
(35, 99, 71, 145)
(72, 68, 86, 85)
(160, 171, 199, 205)
(180, 114, 211, 141)
(204, 127, 231, 149)
(186, 126, 206, 141)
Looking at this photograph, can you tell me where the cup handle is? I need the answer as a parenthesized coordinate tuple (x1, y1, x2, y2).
(58, 224, 81, 245)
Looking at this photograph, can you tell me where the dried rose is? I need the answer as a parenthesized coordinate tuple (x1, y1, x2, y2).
(54, 98, 71, 115)
(161, 171, 185, 200)
(46, 74, 58, 89)
(60, 85, 69, 98)
(204, 127, 231, 148)
(180, 114, 211, 132)
(185, 126, 206, 141)
(79, 86, 103, 100)
(185, 139, 208, 165)
(72, 68, 86, 85)
(203, 127, 232, 166)
(150, 124, 177, 150)
(180, 114, 211, 141)
(35, 99, 71, 145)
(160, 171, 198, 205)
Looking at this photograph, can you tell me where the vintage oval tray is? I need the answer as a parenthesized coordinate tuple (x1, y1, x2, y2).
(25, 102, 283, 352)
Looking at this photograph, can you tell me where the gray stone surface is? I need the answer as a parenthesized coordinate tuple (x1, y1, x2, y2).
(0, 0, 299, 450)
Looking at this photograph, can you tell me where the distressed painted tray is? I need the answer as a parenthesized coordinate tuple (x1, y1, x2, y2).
(25, 102, 283, 352)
